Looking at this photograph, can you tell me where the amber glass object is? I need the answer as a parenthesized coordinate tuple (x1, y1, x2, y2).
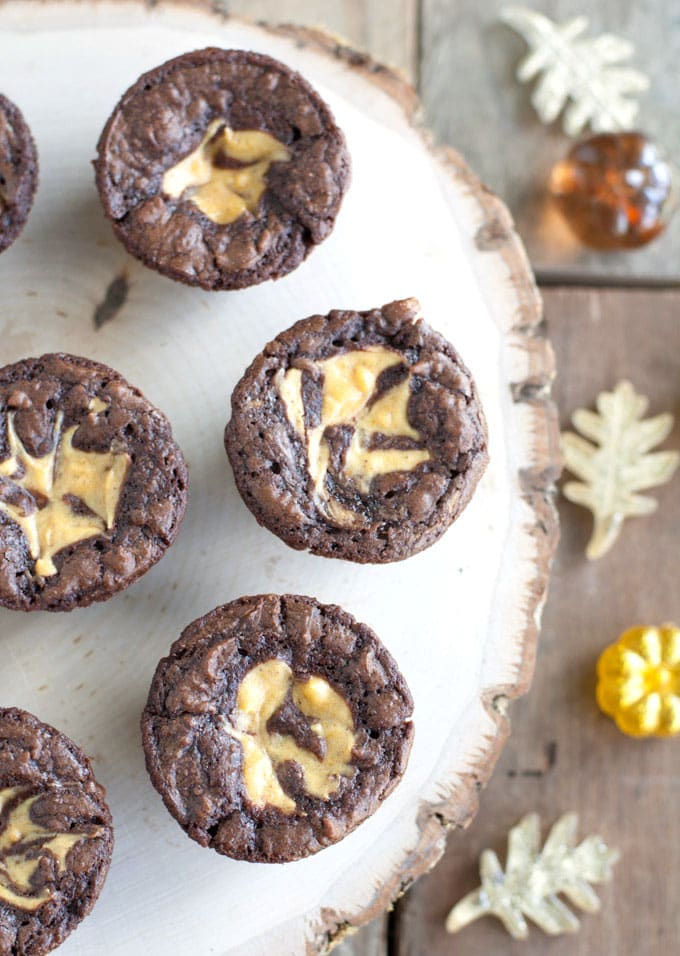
(549, 132, 676, 250)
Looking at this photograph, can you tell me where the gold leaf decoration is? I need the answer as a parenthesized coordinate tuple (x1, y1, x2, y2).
(0, 787, 101, 911)
(561, 381, 679, 560)
(500, 6, 649, 136)
(446, 812, 620, 940)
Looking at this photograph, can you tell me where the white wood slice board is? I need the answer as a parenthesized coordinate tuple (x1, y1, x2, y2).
(0, 4, 559, 954)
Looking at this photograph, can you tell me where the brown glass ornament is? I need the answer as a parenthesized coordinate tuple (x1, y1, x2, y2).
(549, 132, 676, 250)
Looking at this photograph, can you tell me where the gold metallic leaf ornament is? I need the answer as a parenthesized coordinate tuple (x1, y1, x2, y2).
(501, 6, 649, 136)
(597, 625, 680, 737)
(561, 381, 679, 559)
(446, 813, 619, 940)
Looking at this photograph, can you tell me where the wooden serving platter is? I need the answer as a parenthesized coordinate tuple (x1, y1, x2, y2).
(0, 3, 560, 953)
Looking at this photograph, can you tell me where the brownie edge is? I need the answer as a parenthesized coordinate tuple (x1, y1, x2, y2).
(0, 94, 38, 254)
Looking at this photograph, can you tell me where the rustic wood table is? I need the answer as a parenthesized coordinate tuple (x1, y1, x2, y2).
(228, 2, 680, 952)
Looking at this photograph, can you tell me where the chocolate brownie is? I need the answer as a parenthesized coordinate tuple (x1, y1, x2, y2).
(225, 298, 489, 563)
(94, 48, 351, 291)
(0, 353, 188, 612)
(141, 594, 414, 863)
(0, 95, 38, 255)
(0, 708, 113, 956)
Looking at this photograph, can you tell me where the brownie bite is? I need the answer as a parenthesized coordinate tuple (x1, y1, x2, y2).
(0, 353, 188, 611)
(0, 94, 38, 254)
(142, 594, 414, 863)
(94, 48, 351, 290)
(0, 708, 113, 956)
(225, 298, 489, 563)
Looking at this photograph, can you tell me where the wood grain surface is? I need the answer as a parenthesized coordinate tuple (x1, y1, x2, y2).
(420, 0, 680, 283)
(224, 0, 419, 81)
(12, 1, 666, 951)
(213, 2, 680, 954)
(392, 286, 680, 955)
(0, 3, 563, 953)
(226, 0, 680, 284)
(254, 17, 558, 954)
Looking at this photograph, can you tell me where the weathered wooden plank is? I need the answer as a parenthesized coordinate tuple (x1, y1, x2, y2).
(225, 0, 419, 80)
(420, 0, 680, 282)
(394, 285, 680, 954)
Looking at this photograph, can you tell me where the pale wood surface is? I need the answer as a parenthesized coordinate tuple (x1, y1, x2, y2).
(224, 0, 419, 81)
(8, 1, 677, 952)
(0, 3, 559, 954)
(393, 286, 680, 954)
(227, 0, 680, 283)
(420, 0, 680, 283)
(220, 2, 680, 954)
(256, 11, 412, 951)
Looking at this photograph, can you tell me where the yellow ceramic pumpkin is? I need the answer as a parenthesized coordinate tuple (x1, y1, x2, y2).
(596, 625, 680, 737)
